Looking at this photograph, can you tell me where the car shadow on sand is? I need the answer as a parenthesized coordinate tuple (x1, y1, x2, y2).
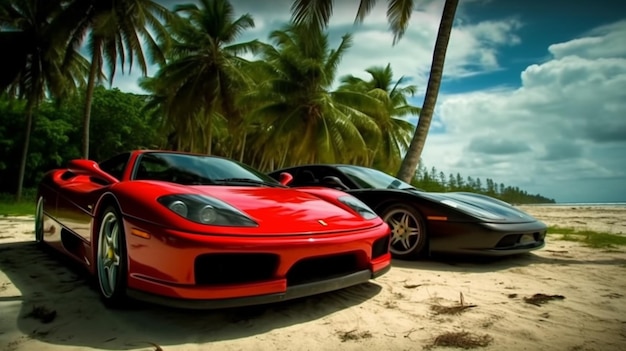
(0, 241, 382, 350)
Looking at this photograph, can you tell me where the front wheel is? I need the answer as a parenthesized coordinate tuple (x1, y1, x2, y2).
(96, 206, 128, 308)
(380, 204, 428, 260)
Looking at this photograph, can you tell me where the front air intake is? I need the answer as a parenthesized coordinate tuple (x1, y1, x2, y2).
(194, 253, 279, 285)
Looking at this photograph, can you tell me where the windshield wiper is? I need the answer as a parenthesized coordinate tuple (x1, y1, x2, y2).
(214, 178, 281, 187)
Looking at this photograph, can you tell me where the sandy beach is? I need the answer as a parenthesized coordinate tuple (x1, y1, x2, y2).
(1, 205, 625, 351)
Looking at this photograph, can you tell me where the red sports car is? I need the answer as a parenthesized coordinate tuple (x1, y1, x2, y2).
(35, 150, 391, 309)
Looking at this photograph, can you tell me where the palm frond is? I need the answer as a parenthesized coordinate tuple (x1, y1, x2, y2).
(355, 0, 377, 23)
(324, 33, 352, 84)
(290, 0, 334, 30)
(387, 0, 414, 44)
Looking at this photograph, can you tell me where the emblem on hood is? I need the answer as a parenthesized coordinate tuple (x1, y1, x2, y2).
(318, 219, 328, 226)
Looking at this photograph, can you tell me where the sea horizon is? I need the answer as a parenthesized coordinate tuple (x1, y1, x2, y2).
(527, 201, 626, 207)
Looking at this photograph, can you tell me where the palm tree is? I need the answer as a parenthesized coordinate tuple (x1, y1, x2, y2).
(1, 0, 87, 201)
(250, 23, 381, 168)
(62, 0, 171, 159)
(146, 0, 260, 155)
(339, 63, 419, 173)
(396, 0, 458, 182)
(291, 0, 413, 44)
(290, 0, 459, 182)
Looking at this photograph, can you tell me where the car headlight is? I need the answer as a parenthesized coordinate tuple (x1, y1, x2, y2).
(440, 199, 504, 220)
(159, 194, 257, 227)
(169, 200, 188, 217)
(338, 195, 379, 220)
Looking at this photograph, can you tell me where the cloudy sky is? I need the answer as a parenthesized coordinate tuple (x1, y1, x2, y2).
(113, 0, 626, 204)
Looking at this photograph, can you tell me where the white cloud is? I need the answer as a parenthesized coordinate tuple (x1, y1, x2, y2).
(465, 19, 523, 46)
(422, 20, 626, 202)
(333, 2, 523, 90)
(548, 20, 626, 59)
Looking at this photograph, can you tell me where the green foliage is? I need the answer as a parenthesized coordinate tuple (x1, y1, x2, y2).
(144, 0, 260, 155)
(338, 64, 420, 173)
(245, 23, 385, 169)
(87, 87, 165, 161)
(0, 97, 79, 193)
(0, 99, 25, 172)
(0, 189, 36, 216)
(0, 89, 164, 193)
(548, 226, 626, 248)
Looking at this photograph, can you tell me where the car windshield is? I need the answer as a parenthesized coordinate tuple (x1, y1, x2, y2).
(134, 152, 281, 186)
(338, 165, 415, 190)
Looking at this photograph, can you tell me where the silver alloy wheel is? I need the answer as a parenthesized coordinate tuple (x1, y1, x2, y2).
(383, 207, 423, 256)
(35, 197, 44, 243)
(97, 211, 122, 298)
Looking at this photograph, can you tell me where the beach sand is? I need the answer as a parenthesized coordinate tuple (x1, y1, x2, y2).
(1, 205, 625, 350)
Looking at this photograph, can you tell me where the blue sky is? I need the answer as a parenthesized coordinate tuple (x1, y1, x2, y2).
(114, 0, 626, 203)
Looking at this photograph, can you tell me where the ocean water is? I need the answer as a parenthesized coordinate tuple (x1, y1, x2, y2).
(527, 202, 626, 207)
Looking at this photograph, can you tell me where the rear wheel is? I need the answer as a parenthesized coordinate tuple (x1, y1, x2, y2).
(35, 197, 44, 244)
(381, 204, 427, 260)
(96, 206, 128, 308)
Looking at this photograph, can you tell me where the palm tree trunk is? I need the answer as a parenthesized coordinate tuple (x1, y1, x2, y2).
(238, 131, 247, 162)
(82, 39, 102, 159)
(206, 114, 213, 155)
(16, 102, 36, 202)
(396, 0, 458, 183)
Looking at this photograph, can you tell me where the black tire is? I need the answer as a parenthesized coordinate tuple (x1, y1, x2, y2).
(35, 196, 44, 244)
(96, 205, 128, 308)
(380, 204, 427, 260)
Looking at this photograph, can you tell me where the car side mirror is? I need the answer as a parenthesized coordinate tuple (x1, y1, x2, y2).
(278, 172, 293, 186)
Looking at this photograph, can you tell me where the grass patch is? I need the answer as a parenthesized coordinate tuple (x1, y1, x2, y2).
(523, 293, 565, 306)
(337, 329, 372, 342)
(0, 190, 37, 216)
(431, 304, 475, 315)
(429, 331, 493, 349)
(548, 225, 626, 248)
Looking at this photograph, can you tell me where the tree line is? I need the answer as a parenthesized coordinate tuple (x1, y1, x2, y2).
(0, 88, 555, 204)
(412, 165, 555, 204)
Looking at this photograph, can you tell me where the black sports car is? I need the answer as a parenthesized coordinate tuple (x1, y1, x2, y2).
(269, 164, 547, 259)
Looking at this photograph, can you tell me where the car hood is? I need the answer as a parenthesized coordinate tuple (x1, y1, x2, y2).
(416, 191, 539, 223)
(185, 185, 379, 234)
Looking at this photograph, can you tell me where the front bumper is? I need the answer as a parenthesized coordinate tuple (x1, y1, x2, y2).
(127, 265, 391, 309)
(121, 216, 391, 306)
(428, 220, 548, 256)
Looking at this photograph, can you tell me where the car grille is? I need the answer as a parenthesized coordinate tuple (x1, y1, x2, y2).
(287, 253, 363, 286)
(495, 231, 546, 248)
(194, 253, 279, 285)
(195, 251, 371, 286)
